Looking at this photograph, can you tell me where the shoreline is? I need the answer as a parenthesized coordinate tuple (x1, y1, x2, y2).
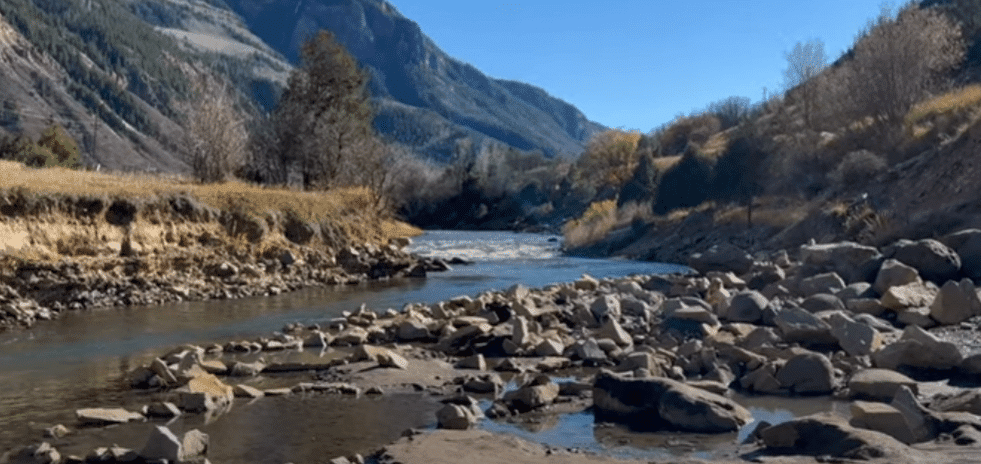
(8, 231, 981, 463)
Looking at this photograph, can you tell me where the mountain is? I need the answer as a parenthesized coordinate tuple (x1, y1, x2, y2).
(221, 0, 606, 159)
(0, 0, 603, 172)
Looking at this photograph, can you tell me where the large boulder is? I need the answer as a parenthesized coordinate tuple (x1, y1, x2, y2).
(872, 325, 963, 371)
(942, 229, 981, 280)
(436, 396, 483, 430)
(688, 243, 754, 275)
(880, 282, 935, 311)
(799, 241, 881, 283)
(847, 369, 917, 401)
(174, 373, 234, 413)
(873, 259, 920, 296)
(828, 312, 883, 357)
(725, 291, 768, 323)
(850, 401, 919, 444)
(775, 351, 835, 395)
(760, 413, 913, 459)
(884, 239, 961, 284)
(593, 370, 751, 433)
(502, 375, 559, 412)
(773, 305, 835, 346)
(798, 272, 846, 297)
(590, 295, 622, 323)
(929, 278, 981, 325)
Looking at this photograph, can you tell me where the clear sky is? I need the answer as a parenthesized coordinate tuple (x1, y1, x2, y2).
(392, 0, 890, 132)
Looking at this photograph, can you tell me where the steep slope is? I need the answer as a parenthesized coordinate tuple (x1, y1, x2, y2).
(222, 0, 606, 159)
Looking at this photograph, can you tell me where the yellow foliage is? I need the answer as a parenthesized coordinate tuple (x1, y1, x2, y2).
(905, 84, 981, 131)
(577, 129, 642, 191)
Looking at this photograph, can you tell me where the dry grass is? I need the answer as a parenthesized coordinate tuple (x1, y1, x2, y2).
(563, 200, 654, 249)
(653, 155, 681, 172)
(905, 84, 981, 129)
(0, 160, 384, 223)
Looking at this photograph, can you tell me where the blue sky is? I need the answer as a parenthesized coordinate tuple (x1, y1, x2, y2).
(393, 0, 889, 132)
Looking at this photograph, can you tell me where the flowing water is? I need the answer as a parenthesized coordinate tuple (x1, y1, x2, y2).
(0, 231, 842, 461)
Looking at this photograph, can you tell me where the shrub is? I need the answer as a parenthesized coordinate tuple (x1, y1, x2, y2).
(575, 129, 642, 194)
(657, 113, 722, 156)
(617, 151, 658, 207)
(833, 150, 887, 187)
(710, 134, 767, 203)
(36, 124, 81, 169)
(181, 74, 248, 183)
(653, 146, 714, 214)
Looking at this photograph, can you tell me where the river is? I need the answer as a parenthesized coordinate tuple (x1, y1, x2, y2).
(0, 231, 840, 462)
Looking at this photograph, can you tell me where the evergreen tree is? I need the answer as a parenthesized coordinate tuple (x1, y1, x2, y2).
(617, 150, 658, 207)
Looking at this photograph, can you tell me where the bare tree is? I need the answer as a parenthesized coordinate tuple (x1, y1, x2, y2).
(784, 39, 827, 128)
(848, 4, 965, 122)
(707, 96, 752, 129)
(181, 74, 248, 182)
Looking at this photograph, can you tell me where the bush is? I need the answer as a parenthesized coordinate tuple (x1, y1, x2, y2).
(575, 129, 642, 195)
(710, 134, 766, 202)
(653, 146, 714, 214)
(656, 113, 722, 156)
(0, 124, 81, 169)
(36, 124, 81, 169)
(617, 151, 658, 207)
(833, 150, 887, 186)
(181, 74, 248, 183)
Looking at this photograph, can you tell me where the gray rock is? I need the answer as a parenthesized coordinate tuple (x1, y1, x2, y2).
(836, 282, 875, 301)
(503, 375, 560, 412)
(850, 401, 918, 444)
(14, 442, 60, 464)
(232, 384, 265, 399)
(775, 351, 835, 395)
(144, 402, 182, 418)
(880, 282, 935, 311)
(397, 320, 430, 341)
(773, 305, 835, 346)
(593, 370, 752, 433)
(931, 389, 981, 416)
(872, 325, 963, 370)
(140, 425, 182, 462)
(75, 407, 144, 425)
(182, 429, 209, 461)
(828, 312, 883, 357)
(848, 369, 917, 401)
(890, 386, 936, 443)
(725, 291, 767, 323)
(929, 278, 981, 325)
(798, 272, 846, 297)
(534, 338, 565, 357)
(799, 242, 881, 283)
(874, 259, 921, 296)
(800, 293, 845, 313)
(688, 243, 754, 275)
(571, 338, 607, 364)
(228, 360, 266, 377)
(739, 363, 783, 394)
(942, 229, 981, 280)
(436, 404, 480, 429)
(455, 354, 487, 370)
(885, 238, 961, 284)
(590, 295, 621, 322)
(599, 318, 632, 347)
(760, 413, 912, 459)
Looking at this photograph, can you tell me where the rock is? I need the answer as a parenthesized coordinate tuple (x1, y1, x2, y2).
(828, 312, 883, 357)
(502, 375, 560, 412)
(397, 320, 430, 341)
(353, 345, 409, 369)
(932, 389, 981, 416)
(181, 429, 209, 461)
(144, 402, 182, 418)
(725, 291, 767, 323)
(511, 316, 532, 348)
(960, 353, 981, 375)
(847, 298, 888, 316)
(890, 386, 936, 443)
(233, 384, 265, 399)
(799, 241, 881, 283)
(616, 351, 668, 377)
(149, 358, 178, 386)
(929, 278, 981, 325)
(570, 339, 607, 364)
(800, 293, 845, 313)
(775, 351, 835, 395)
(773, 305, 835, 346)
(75, 408, 143, 425)
(837, 282, 875, 301)
(599, 318, 632, 347)
(760, 413, 910, 459)
(880, 282, 935, 311)
(14, 442, 60, 464)
(174, 373, 234, 413)
(228, 360, 266, 377)
(199, 360, 228, 375)
(850, 401, 918, 444)
(574, 274, 600, 291)
(885, 238, 961, 284)
(848, 369, 917, 401)
(663, 304, 720, 338)
(590, 295, 621, 322)
(872, 325, 963, 370)
(798, 272, 846, 297)
(461, 374, 503, 394)
(140, 426, 182, 462)
(334, 327, 369, 345)
(953, 424, 981, 445)
(739, 363, 783, 394)
(303, 331, 331, 348)
(897, 306, 936, 328)
(688, 243, 754, 275)
(455, 354, 487, 370)
(874, 259, 921, 295)
(436, 404, 480, 430)
(43, 425, 69, 439)
(533, 338, 565, 357)
(593, 370, 752, 433)
(943, 229, 981, 280)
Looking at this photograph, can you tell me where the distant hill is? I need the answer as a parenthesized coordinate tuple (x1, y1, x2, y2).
(208, 0, 607, 159)
(0, 0, 603, 174)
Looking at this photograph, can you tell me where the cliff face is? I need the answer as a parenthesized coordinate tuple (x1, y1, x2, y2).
(222, 0, 606, 159)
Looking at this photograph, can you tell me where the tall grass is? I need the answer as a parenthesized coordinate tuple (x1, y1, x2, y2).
(905, 84, 981, 131)
(563, 200, 652, 249)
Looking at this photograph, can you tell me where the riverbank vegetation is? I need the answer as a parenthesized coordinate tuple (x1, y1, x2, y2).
(563, 1, 981, 257)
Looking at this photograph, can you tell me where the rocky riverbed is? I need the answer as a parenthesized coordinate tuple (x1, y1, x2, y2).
(9, 230, 981, 463)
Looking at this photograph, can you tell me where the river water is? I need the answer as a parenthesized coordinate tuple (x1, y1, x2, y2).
(0, 231, 840, 461)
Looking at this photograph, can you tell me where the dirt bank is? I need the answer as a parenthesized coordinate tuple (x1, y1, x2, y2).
(0, 161, 431, 331)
